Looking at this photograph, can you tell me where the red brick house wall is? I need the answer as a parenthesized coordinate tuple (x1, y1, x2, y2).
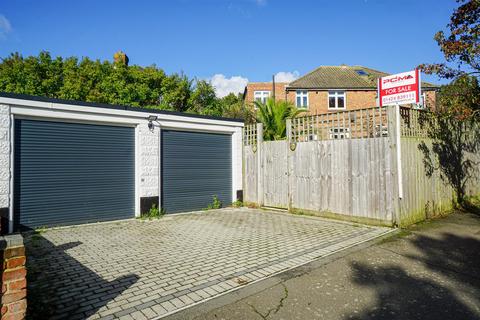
(244, 82, 288, 106)
(245, 83, 437, 113)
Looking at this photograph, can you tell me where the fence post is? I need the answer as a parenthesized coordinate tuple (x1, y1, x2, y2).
(387, 105, 401, 226)
(256, 123, 264, 206)
(286, 119, 293, 211)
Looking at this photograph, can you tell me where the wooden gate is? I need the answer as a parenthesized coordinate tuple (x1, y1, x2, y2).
(262, 141, 289, 208)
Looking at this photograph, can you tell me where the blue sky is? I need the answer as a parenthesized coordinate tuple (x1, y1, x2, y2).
(1, 0, 456, 96)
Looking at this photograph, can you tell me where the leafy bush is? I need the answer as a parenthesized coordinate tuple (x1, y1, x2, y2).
(206, 195, 222, 210)
(232, 200, 243, 208)
(140, 204, 165, 220)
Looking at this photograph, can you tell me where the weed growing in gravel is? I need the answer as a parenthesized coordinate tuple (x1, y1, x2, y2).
(205, 195, 222, 210)
(139, 204, 165, 220)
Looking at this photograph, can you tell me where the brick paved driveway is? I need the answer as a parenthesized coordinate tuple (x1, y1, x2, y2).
(24, 208, 392, 320)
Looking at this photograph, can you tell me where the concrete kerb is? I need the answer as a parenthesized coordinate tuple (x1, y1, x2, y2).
(156, 227, 398, 320)
(256, 206, 390, 229)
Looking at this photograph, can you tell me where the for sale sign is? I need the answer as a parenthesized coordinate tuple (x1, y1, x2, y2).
(378, 69, 421, 107)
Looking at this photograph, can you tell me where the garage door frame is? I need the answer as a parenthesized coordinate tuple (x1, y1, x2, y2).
(10, 115, 140, 231)
(158, 126, 234, 213)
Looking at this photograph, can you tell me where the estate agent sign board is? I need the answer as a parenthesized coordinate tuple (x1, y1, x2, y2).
(378, 69, 421, 107)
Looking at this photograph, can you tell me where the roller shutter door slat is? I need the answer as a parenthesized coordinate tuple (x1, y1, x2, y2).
(161, 130, 232, 213)
(14, 119, 135, 229)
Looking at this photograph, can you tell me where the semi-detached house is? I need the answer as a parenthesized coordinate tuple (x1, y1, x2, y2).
(243, 65, 438, 112)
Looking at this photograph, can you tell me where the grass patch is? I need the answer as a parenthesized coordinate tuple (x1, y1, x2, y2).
(34, 226, 48, 234)
(378, 229, 412, 244)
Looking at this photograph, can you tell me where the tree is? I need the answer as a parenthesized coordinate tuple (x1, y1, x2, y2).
(218, 93, 256, 123)
(437, 75, 480, 119)
(188, 79, 219, 115)
(418, 0, 480, 207)
(0, 51, 253, 120)
(160, 73, 192, 112)
(255, 98, 304, 140)
(419, 0, 480, 81)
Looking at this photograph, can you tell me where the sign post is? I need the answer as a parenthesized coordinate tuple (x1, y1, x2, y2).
(377, 69, 421, 201)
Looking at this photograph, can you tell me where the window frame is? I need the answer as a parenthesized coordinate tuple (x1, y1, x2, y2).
(253, 90, 271, 105)
(295, 90, 309, 109)
(327, 90, 347, 110)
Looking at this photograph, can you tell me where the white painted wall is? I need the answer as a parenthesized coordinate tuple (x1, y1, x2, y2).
(0, 105, 10, 209)
(232, 127, 243, 200)
(138, 122, 159, 198)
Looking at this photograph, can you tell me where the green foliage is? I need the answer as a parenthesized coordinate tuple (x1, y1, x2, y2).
(437, 75, 480, 120)
(232, 200, 244, 208)
(420, 0, 480, 80)
(220, 93, 256, 123)
(34, 226, 48, 234)
(0, 51, 253, 119)
(205, 195, 222, 210)
(420, 0, 480, 119)
(188, 79, 218, 115)
(140, 204, 165, 220)
(255, 98, 305, 140)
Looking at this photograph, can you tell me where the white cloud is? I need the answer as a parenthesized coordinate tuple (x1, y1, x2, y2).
(274, 71, 299, 83)
(210, 74, 249, 98)
(0, 14, 12, 39)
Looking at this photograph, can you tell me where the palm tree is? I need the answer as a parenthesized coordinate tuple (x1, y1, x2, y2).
(254, 98, 305, 140)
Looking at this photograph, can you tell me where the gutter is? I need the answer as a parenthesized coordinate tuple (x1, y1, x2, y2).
(0, 92, 244, 124)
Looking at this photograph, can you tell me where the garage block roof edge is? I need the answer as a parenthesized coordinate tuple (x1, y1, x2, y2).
(0, 91, 245, 123)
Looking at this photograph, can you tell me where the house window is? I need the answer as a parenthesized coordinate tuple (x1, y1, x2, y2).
(254, 91, 270, 104)
(296, 90, 308, 108)
(328, 91, 346, 110)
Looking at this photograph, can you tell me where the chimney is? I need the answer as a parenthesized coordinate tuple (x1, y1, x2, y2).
(113, 51, 129, 66)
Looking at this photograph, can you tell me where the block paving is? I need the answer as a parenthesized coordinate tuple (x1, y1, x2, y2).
(24, 208, 392, 319)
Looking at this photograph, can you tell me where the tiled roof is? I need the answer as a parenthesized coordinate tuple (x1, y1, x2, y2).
(287, 65, 438, 90)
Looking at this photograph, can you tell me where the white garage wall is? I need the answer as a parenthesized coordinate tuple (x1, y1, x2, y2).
(232, 127, 243, 198)
(138, 123, 159, 198)
(0, 104, 10, 210)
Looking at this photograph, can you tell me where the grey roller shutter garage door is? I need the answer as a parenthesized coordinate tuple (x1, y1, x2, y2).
(161, 130, 232, 213)
(14, 119, 135, 230)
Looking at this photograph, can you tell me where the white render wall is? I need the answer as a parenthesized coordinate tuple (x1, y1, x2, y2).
(138, 123, 159, 198)
(232, 127, 243, 196)
(0, 105, 10, 209)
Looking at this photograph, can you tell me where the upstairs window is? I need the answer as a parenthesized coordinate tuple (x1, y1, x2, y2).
(328, 91, 346, 110)
(254, 91, 270, 104)
(296, 90, 308, 108)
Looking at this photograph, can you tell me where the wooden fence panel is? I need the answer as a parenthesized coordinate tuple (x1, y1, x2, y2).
(243, 145, 258, 204)
(399, 138, 480, 226)
(289, 137, 394, 224)
(263, 141, 288, 208)
(243, 107, 480, 227)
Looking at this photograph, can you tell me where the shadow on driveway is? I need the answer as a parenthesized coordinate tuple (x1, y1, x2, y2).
(347, 223, 480, 319)
(25, 231, 139, 319)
